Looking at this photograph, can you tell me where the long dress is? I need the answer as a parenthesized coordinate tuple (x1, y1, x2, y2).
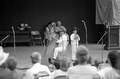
(44, 33, 59, 58)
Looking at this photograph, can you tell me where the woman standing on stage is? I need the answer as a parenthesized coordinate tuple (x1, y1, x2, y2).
(70, 27, 80, 61)
(44, 22, 59, 58)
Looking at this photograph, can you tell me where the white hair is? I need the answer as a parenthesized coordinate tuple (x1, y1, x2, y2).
(30, 52, 42, 60)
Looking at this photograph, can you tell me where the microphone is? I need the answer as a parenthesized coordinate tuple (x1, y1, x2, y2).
(12, 26, 15, 34)
(12, 27, 14, 30)
(82, 20, 84, 22)
(6, 34, 10, 38)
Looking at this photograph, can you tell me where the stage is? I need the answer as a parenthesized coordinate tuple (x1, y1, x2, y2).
(3, 44, 109, 67)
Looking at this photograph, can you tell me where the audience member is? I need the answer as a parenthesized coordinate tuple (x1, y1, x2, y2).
(18, 23, 25, 31)
(48, 58, 60, 72)
(6, 56, 22, 79)
(51, 56, 70, 79)
(93, 50, 120, 79)
(67, 45, 97, 79)
(24, 52, 51, 79)
(53, 58, 60, 70)
(94, 58, 103, 70)
(97, 59, 110, 70)
(24, 23, 31, 31)
(48, 57, 60, 72)
(18, 23, 31, 31)
(0, 46, 14, 79)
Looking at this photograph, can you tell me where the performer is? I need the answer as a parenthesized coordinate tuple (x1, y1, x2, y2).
(56, 21, 69, 43)
(56, 21, 67, 32)
(44, 22, 59, 58)
(70, 27, 80, 61)
(53, 30, 68, 59)
(44, 24, 52, 46)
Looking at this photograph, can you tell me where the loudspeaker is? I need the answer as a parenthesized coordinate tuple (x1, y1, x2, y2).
(105, 25, 120, 50)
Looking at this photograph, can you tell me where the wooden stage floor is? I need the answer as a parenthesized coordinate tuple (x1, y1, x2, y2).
(3, 44, 110, 68)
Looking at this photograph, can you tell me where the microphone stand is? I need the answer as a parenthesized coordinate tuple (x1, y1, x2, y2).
(0, 34, 10, 47)
(12, 27, 16, 57)
(97, 31, 107, 45)
(82, 20, 88, 46)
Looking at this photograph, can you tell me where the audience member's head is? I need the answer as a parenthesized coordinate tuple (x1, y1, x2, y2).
(21, 23, 24, 27)
(59, 56, 70, 71)
(48, 57, 55, 64)
(30, 52, 42, 64)
(76, 45, 89, 64)
(94, 58, 103, 68)
(107, 50, 120, 69)
(6, 56, 17, 71)
(24, 23, 28, 27)
(0, 46, 9, 68)
(54, 58, 60, 70)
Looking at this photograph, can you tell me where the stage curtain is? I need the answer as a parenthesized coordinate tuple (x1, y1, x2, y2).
(96, 0, 113, 24)
(112, 0, 120, 25)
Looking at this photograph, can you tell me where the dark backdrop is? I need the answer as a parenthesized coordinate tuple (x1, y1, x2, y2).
(0, 0, 104, 43)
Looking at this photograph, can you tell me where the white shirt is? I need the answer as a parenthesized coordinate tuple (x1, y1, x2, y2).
(56, 34, 68, 50)
(96, 67, 120, 79)
(51, 69, 67, 79)
(24, 63, 51, 79)
(67, 64, 97, 79)
(70, 34, 80, 44)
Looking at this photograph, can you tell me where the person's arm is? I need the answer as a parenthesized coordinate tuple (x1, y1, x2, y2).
(77, 34, 80, 41)
(70, 34, 74, 41)
(56, 37, 62, 43)
(61, 26, 67, 32)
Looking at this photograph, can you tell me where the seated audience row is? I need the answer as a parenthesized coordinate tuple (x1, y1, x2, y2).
(49, 45, 120, 79)
(1, 45, 120, 79)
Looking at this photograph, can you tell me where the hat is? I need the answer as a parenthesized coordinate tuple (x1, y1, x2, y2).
(0, 46, 9, 66)
(72, 27, 79, 31)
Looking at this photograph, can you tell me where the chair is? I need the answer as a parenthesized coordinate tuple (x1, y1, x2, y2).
(54, 75, 68, 79)
(31, 31, 42, 45)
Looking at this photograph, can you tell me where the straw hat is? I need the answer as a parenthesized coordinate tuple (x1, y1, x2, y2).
(0, 46, 9, 66)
